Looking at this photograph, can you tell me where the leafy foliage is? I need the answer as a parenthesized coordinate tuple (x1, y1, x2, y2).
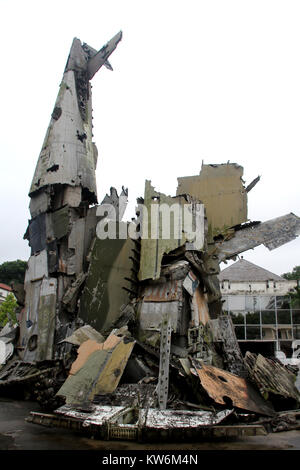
(0, 260, 27, 286)
(0, 293, 18, 327)
(281, 265, 300, 280)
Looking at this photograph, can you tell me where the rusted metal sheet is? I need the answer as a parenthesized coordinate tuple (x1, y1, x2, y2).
(69, 335, 123, 376)
(192, 360, 275, 416)
(191, 287, 210, 326)
(143, 280, 183, 302)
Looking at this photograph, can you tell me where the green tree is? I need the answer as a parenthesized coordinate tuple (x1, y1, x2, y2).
(0, 293, 18, 327)
(281, 266, 300, 280)
(0, 260, 27, 286)
(290, 286, 300, 309)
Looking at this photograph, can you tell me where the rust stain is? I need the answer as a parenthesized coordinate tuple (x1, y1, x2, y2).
(143, 280, 182, 302)
(69, 335, 122, 376)
(193, 287, 210, 325)
(192, 360, 275, 416)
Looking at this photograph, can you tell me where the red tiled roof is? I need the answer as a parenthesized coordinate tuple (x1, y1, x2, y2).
(0, 283, 12, 291)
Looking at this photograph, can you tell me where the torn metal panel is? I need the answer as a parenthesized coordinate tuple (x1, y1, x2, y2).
(100, 186, 128, 222)
(61, 325, 104, 346)
(57, 335, 135, 404)
(47, 240, 59, 275)
(24, 251, 48, 284)
(0, 340, 14, 365)
(79, 232, 136, 334)
(177, 162, 248, 237)
(83, 206, 99, 265)
(140, 408, 233, 429)
(183, 270, 199, 296)
(62, 186, 82, 207)
(246, 175, 261, 193)
(139, 300, 182, 333)
(51, 206, 71, 240)
(36, 278, 57, 361)
(192, 360, 275, 416)
(68, 335, 123, 376)
(191, 287, 210, 326)
(67, 217, 85, 275)
(54, 404, 125, 425)
(217, 315, 248, 378)
(61, 272, 87, 311)
(244, 352, 300, 406)
(143, 279, 183, 302)
(25, 214, 47, 254)
(138, 180, 204, 281)
(19, 279, 42, 361)
(217, 213, 300, 262)
(29, 190, 51, 218)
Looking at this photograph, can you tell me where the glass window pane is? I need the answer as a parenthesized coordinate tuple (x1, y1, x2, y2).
(277, 310, 291, 324)
(292, 310, 300, 325)
(246, 326, 261, 340)
(262, 310, 276, 324)
(234, 326, 245, 340)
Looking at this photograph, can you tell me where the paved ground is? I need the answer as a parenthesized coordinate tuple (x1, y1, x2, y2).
(0, 398, 300, 452)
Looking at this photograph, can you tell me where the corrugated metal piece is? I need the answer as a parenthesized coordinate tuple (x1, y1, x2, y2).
(192, 360, 275, 416)
(143, 280, 183, 302)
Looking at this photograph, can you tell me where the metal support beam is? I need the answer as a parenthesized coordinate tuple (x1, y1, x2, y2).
(157, 312, 172, 410)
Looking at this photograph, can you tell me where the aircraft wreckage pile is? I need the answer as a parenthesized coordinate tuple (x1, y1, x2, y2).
(1, 32, 300, 442)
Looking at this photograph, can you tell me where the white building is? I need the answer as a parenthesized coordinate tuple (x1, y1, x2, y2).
(218, 258, 299, 356)
(0, 283, 13, 303)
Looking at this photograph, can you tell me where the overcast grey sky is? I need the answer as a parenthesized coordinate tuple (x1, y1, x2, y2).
(0, 0, 299, 275)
